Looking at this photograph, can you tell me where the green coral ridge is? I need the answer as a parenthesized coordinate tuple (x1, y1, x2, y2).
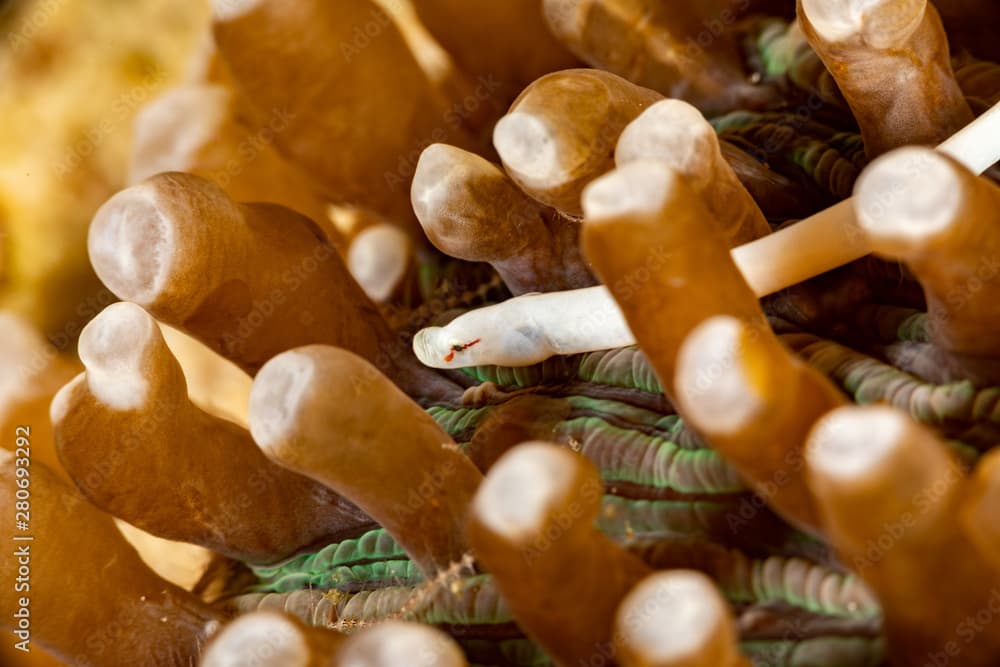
(239, 314, 1000, 667)
(244, 340, 915, 665)
(461, 347, 665, 394)
(788, 334, 1000, 454)
(711, 111, 865, 200)
(244, 543, 882, 666)
(556, 416, 744, 493)
(250, 528, 414, 593)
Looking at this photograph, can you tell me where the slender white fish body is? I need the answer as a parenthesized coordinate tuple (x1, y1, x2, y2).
(413, 102, 1000, 369)
(937, 102, 1000, 174)
(738, 103, 1000, 294)
(413, 288, 633, 368)
(733, 199, 864, 297)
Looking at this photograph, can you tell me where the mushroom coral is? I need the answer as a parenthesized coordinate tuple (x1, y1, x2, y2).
(4, 0, 1000, 665)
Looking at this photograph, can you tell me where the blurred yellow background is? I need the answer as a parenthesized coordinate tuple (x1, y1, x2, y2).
(1, 1, 211, 664)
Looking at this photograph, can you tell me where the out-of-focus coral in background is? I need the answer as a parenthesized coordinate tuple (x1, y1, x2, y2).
(0, 0, 208, 335)
(0, 1, 211, 663)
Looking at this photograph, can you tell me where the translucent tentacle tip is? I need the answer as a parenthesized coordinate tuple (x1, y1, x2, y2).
(543, 0, 587, 43)
(201, 613, 310, 667)
(855, 147, 963, 251)
(675, 316, 769, 438)
(212, 0, 264, 21)
(494, 112, 567, 187)
(472, 443, 579, 542)
(582, 160, 680, 221)
(248, 349, 318, 458)
(337, 621, 466, 667)
(806, 407, 908, 485)
(616, 570, 739, 666)
(347, 224, 411, 303)
(616, 100, 719, 188)
(78, 302, 161, 411)
(802, 0, 926, 49)
(88, 185, 174, 307)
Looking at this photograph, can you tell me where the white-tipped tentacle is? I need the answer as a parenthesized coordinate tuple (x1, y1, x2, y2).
(413, 103, 1000, 368)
